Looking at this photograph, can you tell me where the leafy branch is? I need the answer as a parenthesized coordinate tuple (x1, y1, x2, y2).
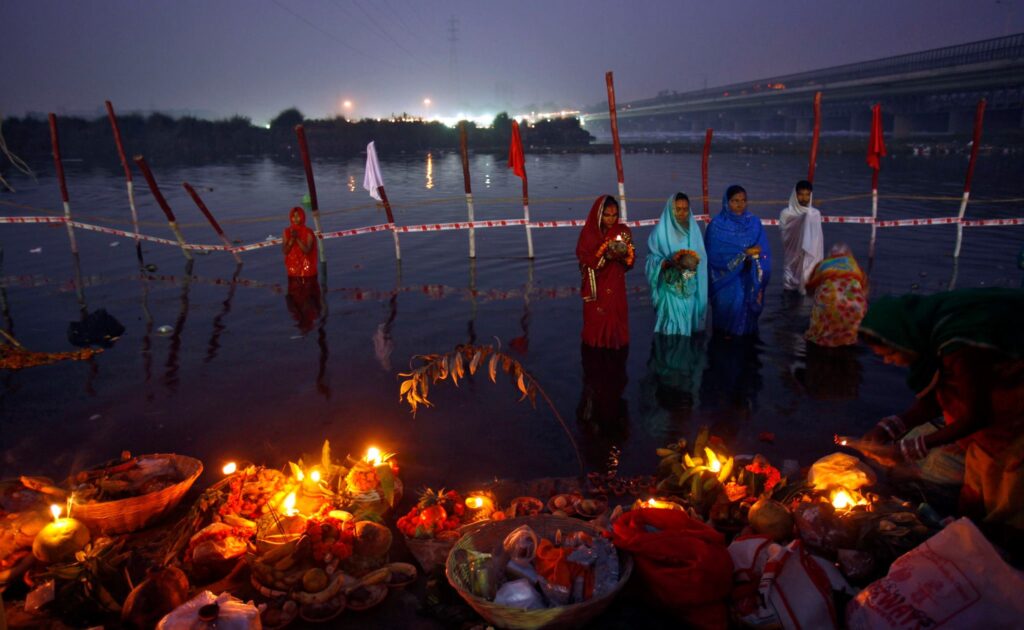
(398, 342, 584, 477)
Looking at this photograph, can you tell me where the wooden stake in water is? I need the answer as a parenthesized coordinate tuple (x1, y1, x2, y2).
(294, 125, 326, 263)
(104, 101, 143, 267)
(605, 71, 628, 221)
(47, 114, 78, 254)
(376, 186, 402, 262)
(459, 121, 476, 258)
(133, 156, 192, 261)
(508, 121, 534, 258)
(807, 92, 822, 183)
(953, 98, 986, 259)
(182, 182, 243, 264)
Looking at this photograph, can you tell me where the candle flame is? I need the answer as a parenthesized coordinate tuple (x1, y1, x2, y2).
(283, 492, 298, 516)
(467, 496, 484, 509)
(310, 470, 321, 483)
(704, 447, 722, 473)
(50, 504, 61, 522)
(222, 462, 237, 475)
(365, 447, 382, 466)
(295, 468, 305, 482)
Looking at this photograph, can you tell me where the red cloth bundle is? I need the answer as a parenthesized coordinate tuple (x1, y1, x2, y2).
(612, 508, 733, 629)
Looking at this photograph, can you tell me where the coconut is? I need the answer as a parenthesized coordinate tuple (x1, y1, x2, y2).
(32, 518, 91, 563)
(354, 521, 392, 558)
(748, 497, 794, 542)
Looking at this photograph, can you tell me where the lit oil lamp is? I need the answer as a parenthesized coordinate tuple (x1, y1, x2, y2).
(222, 461, 237, 476)
(829, 487, 868, 511)
(465, 494, 495, 521)
(32, 503, 90, 564)
(636, 497, 684, 511)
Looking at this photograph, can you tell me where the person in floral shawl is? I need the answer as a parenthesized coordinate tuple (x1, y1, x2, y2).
(804, 243, 868, 347)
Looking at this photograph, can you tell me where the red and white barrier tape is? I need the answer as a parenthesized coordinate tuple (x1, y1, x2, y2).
(4, 213, 1022, 255)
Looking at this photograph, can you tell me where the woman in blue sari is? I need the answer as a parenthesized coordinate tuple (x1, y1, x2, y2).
(704, 185, 771, 336)
(646, 193, 708, 335)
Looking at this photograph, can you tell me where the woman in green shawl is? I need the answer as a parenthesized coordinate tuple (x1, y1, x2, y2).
(853, 288, 1024, 544)
(646, 193, 708, 336)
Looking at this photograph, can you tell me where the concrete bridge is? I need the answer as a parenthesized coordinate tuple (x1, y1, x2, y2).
(582, 33, 1024, 140)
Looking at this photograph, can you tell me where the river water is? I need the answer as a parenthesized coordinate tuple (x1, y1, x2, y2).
(1, 150, 1022, 490)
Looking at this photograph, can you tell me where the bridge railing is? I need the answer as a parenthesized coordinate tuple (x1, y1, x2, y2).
(602, 33, 1024, 113)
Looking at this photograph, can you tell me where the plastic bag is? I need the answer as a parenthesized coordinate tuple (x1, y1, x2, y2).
(494, 578, 545, 611)
(808, 452, 876, 491)
(729, 535, 856, 629)
(157, 591, 262, 630)
(847, 518, 1024, 629)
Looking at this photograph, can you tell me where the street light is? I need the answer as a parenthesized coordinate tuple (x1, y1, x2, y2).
(423, 98, 432, 106)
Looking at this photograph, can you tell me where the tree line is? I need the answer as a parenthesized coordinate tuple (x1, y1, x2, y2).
(0, 109, 593, 166)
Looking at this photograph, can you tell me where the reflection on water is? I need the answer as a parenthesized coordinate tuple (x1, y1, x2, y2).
(640, 334, 708, 441)
(699, 335, 763, 445)
(164, 260, 194, 393)
(576, 344, 630, 471)
(0, 152, 1021, 483)
(425, 152, 434, 190)
(285, 276, 322, 334)
(205, 263, 242, 363)
(795, 343, 863, 401)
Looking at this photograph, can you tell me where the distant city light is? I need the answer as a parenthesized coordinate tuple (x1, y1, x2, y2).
(342, 100, 353, 109)
(423, 98, 432, 106)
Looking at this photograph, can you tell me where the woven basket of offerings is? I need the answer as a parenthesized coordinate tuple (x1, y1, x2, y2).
(70, 453, 203, 534)
(446, 515, 633, 630)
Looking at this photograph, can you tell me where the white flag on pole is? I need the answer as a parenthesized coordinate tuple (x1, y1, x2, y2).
(363, 141, 384, 201)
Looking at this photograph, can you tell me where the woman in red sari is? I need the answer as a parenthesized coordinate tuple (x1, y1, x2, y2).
(282, 206, 318, 278)
(576, 196, 635, 349)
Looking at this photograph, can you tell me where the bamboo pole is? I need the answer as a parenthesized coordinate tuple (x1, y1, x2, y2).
(459, 121, 476, 258)
(47, 114, 78, 254)
(133, 156, 192, 260)
(104, 101, 143, 266)
(701, 128, 713, 217)
(182, 182, 243, 263)
(807, 91, 822, 183)
(605, 71, 627, 221)
(953, 98, 987, 259)
(294, 125, 326, 263)
(869, 170, 879, 260)
(521, 174, 534, 259)
(376, 186, 402, 261)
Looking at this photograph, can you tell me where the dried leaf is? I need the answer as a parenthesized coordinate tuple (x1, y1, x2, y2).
(516, 371, 527, 395)
(502, 356, 513, 373)
(469, 349, 483, 375)
(454, 352, 465, 379)
(488, 354, 499, 383)
(399, 380, 414, 396)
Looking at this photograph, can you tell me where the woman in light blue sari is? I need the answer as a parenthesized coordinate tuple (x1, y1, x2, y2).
(646, 193, 708, 335)
(704, 185, 771, 337)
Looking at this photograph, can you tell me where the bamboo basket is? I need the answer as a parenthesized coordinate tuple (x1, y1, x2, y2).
(72, 454, 203, 534)
(446, 516, 633, 630)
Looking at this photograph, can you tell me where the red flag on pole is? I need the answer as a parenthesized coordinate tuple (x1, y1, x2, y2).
(866, 103, 887, 171)
(508, 120, 526, 179)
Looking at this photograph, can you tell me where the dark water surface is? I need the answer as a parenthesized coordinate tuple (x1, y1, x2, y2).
(1, 150, 1022, 490)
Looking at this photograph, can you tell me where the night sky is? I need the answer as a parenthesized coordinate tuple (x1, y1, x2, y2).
(4, 0, 1020, 124)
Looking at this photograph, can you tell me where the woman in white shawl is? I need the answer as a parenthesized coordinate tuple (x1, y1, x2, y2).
(646, 193, 708, 335)
(779, 179, 823, 294)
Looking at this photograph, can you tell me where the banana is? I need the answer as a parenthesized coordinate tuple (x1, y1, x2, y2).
(292, 571, 346, 605)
